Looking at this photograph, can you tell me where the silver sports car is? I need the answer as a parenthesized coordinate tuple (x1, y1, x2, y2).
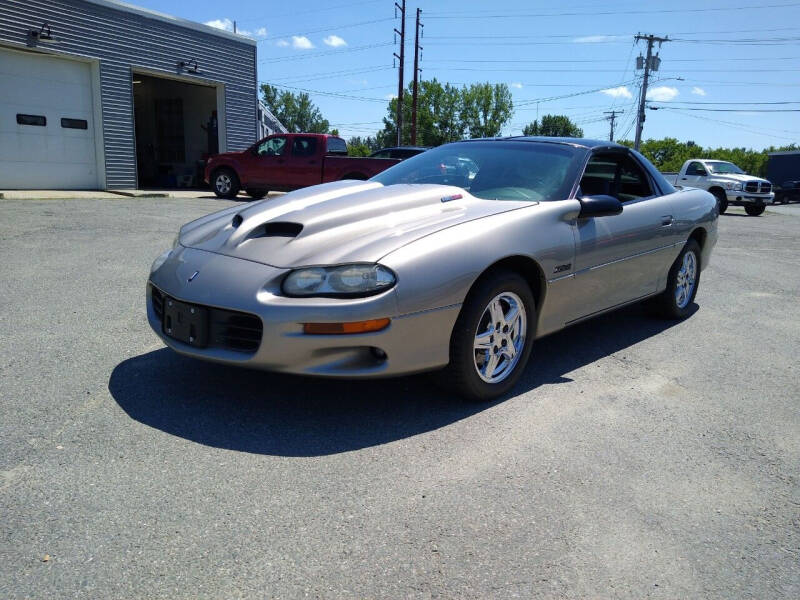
(148, 138, 717, 400)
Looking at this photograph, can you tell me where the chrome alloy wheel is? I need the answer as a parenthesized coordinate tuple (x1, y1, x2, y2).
(473, 292, 527, 384)
(215, 173, 232, 194)
(675, 250, 697, 309)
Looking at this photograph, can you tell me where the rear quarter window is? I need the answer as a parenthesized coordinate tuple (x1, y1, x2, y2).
(326, 137, 347, 155)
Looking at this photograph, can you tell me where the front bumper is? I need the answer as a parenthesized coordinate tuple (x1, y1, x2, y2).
(726, 192, 774, 204)
(147, 246, 459, 377)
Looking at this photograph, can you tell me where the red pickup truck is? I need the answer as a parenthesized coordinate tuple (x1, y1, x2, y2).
(205, 133, 400, 199)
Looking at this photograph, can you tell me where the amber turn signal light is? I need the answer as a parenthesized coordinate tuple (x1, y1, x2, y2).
(303, 318, 390, 335)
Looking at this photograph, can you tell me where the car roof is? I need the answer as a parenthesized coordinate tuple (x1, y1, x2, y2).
(462, 136, 628, 150)
(375, 146, 430, 151)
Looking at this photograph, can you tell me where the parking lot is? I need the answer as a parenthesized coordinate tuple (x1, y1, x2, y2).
(1, 197, 798, 598)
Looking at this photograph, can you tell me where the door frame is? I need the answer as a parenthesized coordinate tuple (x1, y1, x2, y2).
(130, 67, 226, 189)
(0, 42, 106, 189)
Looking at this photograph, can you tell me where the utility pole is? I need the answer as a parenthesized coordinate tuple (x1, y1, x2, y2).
(633, 33, 668, 150)
(411, 8, 423, 145)
(393, 0, 406, 146)
(604, 110, 623, 142)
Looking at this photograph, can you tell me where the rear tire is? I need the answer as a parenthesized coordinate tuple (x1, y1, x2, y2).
(654, 239, 701, 319)
(441, 270, 535, 402)
(246, 189, 268, 200)
(711, 189, 728, 214)
(212, 168, 240, 199)
(745, 204, 765, 216)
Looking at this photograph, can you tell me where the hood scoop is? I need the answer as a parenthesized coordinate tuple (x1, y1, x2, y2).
(232, 213, 303, 238)
(250, 221, 303, 238)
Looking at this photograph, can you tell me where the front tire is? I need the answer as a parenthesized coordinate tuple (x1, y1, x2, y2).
(712, 189, 728, 214)
(442, 271, 535, 401)
(246, 188, 268, 200)
(654, 239, 701, 319)
(745, 204, 765, 216)
(212, 168, 240, 199)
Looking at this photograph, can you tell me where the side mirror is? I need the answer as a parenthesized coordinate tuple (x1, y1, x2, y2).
(578, 194, 623, 218)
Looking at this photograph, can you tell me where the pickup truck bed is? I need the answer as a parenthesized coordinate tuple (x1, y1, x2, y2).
(205, 133, 400, 199)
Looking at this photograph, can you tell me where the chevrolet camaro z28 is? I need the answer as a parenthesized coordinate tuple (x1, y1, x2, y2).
(147, 138, 718, 401)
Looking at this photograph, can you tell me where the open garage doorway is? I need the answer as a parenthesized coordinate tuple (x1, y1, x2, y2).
(132, 72, 223, 188)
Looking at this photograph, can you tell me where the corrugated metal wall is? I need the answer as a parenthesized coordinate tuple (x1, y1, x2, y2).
(0, 0, 257, 188)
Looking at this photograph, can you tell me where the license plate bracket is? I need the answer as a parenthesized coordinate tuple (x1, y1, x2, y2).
(162, 297, 209, 348)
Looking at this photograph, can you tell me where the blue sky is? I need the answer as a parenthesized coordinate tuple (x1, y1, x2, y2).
(136, 0, 799, 150)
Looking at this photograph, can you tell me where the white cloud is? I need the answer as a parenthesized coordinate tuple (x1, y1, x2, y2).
(276, 39, 290, 47)
(510, 82, 523, 89)
(647, 86, 679, 101)
(600, 86, 633, 99)
(205, 18, 234, 31)
(323, 35, 347, 47)
(204, 17, 265, 38)
(573, 35, 619, 43)
(691, 86, 707, 96)
(291, 35, 315, 49)
(384, 93, 397, 100)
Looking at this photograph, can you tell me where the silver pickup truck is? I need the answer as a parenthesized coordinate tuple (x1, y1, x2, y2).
(662, 159, 774, 216)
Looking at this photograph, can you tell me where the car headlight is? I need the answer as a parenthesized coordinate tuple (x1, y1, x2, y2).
(282, 264, 396, 297)
(724, 182, 742, 191)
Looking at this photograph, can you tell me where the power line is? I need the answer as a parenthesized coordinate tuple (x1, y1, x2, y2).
(651, 106, 800, 112)
(666, 100, 800, 105)
(261, 42, 393, 63)
(264, 83, 388, 103)
(425, 2, 800, 18)
(267, 65, 393, 83)
(258, 17, 393, 42)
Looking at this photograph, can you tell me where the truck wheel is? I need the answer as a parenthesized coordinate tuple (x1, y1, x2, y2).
(212, 168, 240, 199)
(712, 189, 728, 214)
(745, 204, 765, 216)
(246, 189, 268, 200)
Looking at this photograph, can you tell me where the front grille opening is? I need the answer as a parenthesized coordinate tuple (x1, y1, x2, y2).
(209, 310, 263, 353)
(151, 285, 164, 319)
(745, 182, 759, 193)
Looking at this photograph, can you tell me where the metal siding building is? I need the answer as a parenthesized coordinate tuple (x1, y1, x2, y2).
(0, 0, 257, 189)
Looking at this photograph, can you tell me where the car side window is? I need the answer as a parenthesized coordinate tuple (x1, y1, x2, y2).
(256, 136, 287, 156)
(580, 154, 654, 202)
(372, 151, 390, 159)
(686, 161, 707, 176)
(292, 137, 317, 157)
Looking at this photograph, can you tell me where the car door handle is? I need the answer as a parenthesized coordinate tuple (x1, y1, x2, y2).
(307, 160, 317, 165)
(681, 177, 688, 180)
(661, 215, 674, 226)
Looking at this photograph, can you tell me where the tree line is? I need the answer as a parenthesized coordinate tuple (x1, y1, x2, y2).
(260, 82, 796, 173)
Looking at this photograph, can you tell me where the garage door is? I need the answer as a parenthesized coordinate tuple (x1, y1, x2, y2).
(0, 48, 100, 189)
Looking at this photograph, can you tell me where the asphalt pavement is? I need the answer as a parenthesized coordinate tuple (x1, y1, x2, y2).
(1, 197, 798, 599)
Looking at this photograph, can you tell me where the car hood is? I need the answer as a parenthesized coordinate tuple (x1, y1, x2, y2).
(709, 173, 768, 183)
(179, 180, 530, 268)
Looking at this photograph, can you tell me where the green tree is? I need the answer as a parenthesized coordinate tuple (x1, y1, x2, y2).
(462, 83, 514, 138)
(378, 79, 512, 146)
(346, 136, 380, 156)
(618, 137, 800, 177)
(522, 115, 583, 137)
(260, 84, 330, 133)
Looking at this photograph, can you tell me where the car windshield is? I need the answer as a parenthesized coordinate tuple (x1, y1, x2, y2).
(371, 141, 583, 202)
(706, 161, 744, 174)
